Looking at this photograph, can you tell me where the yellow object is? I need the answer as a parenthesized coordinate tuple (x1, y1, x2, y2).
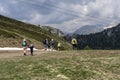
(71, 38, 77, 44)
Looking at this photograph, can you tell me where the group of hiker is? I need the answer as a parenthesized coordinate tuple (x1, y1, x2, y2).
(43, 38, 58, 51)
(22, 37, 77, 56)
(22, 38, 61, 56)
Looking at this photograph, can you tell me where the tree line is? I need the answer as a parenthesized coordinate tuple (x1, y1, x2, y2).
(65, 24, 120, 50)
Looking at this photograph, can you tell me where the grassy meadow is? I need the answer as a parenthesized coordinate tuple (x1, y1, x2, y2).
(0, 15, 72, 50)
(0, 50, 119, 80)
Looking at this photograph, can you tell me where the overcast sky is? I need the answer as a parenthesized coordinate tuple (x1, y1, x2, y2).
(0, 0, 120, 33)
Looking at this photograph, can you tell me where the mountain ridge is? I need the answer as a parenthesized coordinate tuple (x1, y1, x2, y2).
(74, 25, 104, 35)
(0, 15, 71, 50)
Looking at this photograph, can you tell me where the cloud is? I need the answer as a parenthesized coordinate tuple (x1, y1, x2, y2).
(51, 0, 120, 33)
(0, 0, 120, 33)
(0, 6, 5, 13)
(87, 0, 120, 19)
(27, 11, 43, 24)
(0, 2, 8, 14)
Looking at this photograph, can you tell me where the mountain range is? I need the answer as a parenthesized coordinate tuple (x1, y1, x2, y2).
(1, 14, 119, 50)
(74, 25, 104, 35)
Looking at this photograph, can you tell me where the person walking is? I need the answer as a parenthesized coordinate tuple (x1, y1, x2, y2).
(29, 44, 34, 56)
(43, 38, 49, 51)
(50, 39, 55, 51)
(22, 38, 27, 56)
(57, 42, 61, 51)
(71, 38, 77, 50)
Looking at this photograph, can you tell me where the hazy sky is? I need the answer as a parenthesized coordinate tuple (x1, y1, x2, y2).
(0, 0, 120, 33)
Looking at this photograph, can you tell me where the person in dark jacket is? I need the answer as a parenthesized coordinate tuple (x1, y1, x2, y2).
(50, 39, 55, 51)
(29, 44, 34, 56)
(43, 38, 49, 51)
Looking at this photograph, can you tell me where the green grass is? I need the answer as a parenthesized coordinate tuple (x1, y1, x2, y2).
(0, 50, 120, 80)
(0, 15, 72, 50)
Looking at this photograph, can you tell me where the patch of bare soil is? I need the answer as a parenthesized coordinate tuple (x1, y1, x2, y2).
(0, 50, 43, 59)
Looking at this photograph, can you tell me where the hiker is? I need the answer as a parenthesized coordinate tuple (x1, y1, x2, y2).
(22, 38, 27, 56)
(57, 42, 61, 51)
(71, 38, 77, 50)
(43, 38, 49, 51)
(29, 44, 34, 56)
(50, 39, 55, 51)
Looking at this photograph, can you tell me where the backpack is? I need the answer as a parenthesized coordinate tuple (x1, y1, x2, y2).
(22, 41, 27, 46)
(72, 39, 77, 44)
(51, 40, 54, 45)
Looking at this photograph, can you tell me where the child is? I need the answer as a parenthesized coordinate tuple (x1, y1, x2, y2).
(57, 42, 61, 51)
(29, 44, 34, 56)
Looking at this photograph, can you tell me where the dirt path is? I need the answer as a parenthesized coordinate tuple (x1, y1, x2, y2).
(0, 50, 45, 59)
